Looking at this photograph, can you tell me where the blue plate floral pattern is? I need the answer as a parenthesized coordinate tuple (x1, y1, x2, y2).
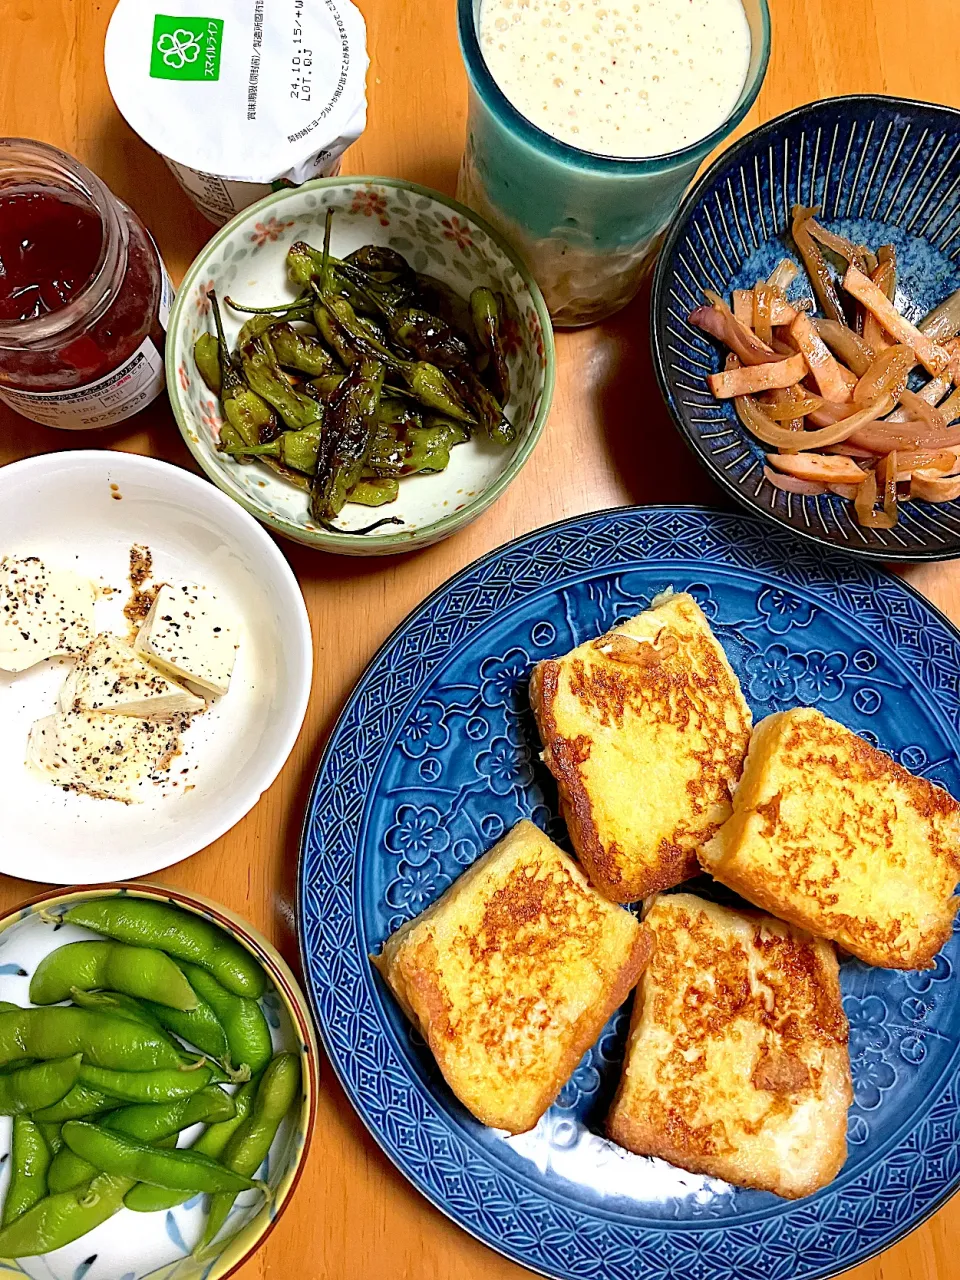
(299, 507, 960, 1280)
(652, 96, 960, 562)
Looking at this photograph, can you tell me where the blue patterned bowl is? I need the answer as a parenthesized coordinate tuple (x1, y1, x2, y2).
(652, 96, 960, 562)
(299, 506, 960, 1280)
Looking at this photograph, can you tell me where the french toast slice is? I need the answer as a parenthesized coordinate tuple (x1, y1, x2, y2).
(372, 819, 652, 1134)
(699, 707, 960, 969)
(607, 893, 852, 1199)
(530, 591, 752, 902)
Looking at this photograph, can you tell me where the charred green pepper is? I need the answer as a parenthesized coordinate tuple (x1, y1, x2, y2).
(206, 292, 279, 448)
(311, 357, 385, 521)
(240, 333, 323, 431)
(470, 287, 511, 403)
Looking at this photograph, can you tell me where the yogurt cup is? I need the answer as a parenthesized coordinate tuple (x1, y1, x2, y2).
(105, 0, 369, 226)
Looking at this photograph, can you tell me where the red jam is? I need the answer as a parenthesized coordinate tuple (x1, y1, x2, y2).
(0, 140, 171, 428)
(0, 188, 104, 322)
(0, 187, 166, 394)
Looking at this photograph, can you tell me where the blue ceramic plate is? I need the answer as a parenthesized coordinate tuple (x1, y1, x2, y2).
(299, 507, 960, 1280)
(652, 96, 960, 562)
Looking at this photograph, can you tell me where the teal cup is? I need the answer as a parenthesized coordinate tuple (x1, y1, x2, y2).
(456, 0, 771, 327)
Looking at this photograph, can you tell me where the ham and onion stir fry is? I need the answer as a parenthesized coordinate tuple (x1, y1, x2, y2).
(690, 206, 960, 528)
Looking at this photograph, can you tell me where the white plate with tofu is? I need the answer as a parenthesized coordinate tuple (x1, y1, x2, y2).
(0, 450, 312, 883)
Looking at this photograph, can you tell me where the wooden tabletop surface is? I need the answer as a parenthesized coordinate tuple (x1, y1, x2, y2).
(2, 0, 959, 1276)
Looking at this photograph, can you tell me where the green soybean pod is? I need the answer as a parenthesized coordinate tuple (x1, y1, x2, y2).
(61, 1123, 262, 1194)
(78, 1064, 214, 1105)
(0, 1173, 134, 1257)
(37, 1123, 63, 1155)
(32, 1084, 122, 1125)
(0, 1007, 181, 1071)
(125, 1077, 257, 1213)
(0, 1002, 22, 1015)
(30, 941, 198, 1011)
(139, 994, 230, 1064)
(0, 1055, 81, 1115)
(2, 1117, 51, 1227)
(199, 1053, 301, 1251)
(48, 1089, 235, 1194)
(62, 901, 266, 999)
(181, 965, 272, 1076)
(67, 991, 234, 1083)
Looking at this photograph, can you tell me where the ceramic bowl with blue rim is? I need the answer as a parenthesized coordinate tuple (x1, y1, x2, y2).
(652, 95, 960, 562)
(0, 883, 318, 1280)
(300, 505, 960, 1280)
(167, 177, 554, 557)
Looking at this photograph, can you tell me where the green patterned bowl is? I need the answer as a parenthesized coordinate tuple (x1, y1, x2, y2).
(167, 178, 555, 556)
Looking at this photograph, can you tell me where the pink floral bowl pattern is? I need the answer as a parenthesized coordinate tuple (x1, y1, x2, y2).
(166, 178, 555, 557)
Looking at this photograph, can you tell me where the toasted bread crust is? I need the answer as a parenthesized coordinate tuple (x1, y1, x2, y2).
(607, 894, 852, 1198)
(700, 709, 960, 969)
(530, 593, 752, 902)
(373, 821, 652, 1134)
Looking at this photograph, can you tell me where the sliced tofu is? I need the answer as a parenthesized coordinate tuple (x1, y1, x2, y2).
(0, 556, 96, 671)
(26, 710, 184, 804)
(134, 584, 239, 698)
(60, 633, 204, 718)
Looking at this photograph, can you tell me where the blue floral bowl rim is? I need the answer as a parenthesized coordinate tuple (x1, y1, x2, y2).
(651, 93, 960, 564)
(295, 501, 960, 1280)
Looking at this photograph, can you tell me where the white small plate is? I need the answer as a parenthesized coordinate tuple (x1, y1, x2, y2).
(0, 451, 312, 884)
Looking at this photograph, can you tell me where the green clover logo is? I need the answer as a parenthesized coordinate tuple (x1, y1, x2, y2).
(157, 29, 201, 70)
(150, 15, 224, 81)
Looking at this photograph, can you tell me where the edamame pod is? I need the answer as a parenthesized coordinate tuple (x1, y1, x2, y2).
(0, 1173, 133, 1257)
(78, 1064, 214, 1105)
(32, 1084, 121, 1124)
(124, 1077, 257, 1213)
(0, 1055, 81, 1115)
(31, 941, 197, 1011)
(199, 1053, 301, 1250)
(37, 1123, 62, 1155)
(2, 1118, 51, 1227)
(62, 900, 266, 999)
(61, 1124, 262, 1194)
(0, 1007, 181, 1070)
(181, 964, 272, 1075)
(67, 990, 233, 1082)
(140, 994, 230, 1064)
(48, 1086, 235, 1194)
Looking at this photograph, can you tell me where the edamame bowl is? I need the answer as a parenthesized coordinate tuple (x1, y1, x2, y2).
(0, 884, 317, 1280)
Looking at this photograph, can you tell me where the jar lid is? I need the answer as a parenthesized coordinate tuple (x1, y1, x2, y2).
(105, 0, 368, 185)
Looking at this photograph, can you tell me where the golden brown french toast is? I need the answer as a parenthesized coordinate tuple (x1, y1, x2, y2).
(530, 591, 752, 902)
(372, 819, 652, 1134)
(699, 707, 960, 969)
(607, 893, 852, 1199)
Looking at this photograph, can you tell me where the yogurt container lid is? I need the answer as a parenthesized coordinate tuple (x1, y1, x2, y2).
(104, 0, 369, 185)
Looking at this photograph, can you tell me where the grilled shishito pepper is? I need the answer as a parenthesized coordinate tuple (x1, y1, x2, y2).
(403, 418, 471, 475)
(205, 291, 279, 447)
(268, 323, 340, 377)
(240, 333, 323, 432)
(311, 357, 386, 522)
(470, 287, 511, 403)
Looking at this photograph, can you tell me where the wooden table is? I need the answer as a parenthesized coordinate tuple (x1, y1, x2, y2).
(2, 0, 959, 1276)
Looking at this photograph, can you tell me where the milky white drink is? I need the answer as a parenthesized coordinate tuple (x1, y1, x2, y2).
(459, 0, 758, 325)
(478, 0, 751, 158)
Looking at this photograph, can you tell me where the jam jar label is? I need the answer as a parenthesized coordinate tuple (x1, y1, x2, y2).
(0, 338, 166, 430)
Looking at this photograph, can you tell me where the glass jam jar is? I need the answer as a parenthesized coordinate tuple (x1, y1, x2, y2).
(0, 138, 174, 429)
